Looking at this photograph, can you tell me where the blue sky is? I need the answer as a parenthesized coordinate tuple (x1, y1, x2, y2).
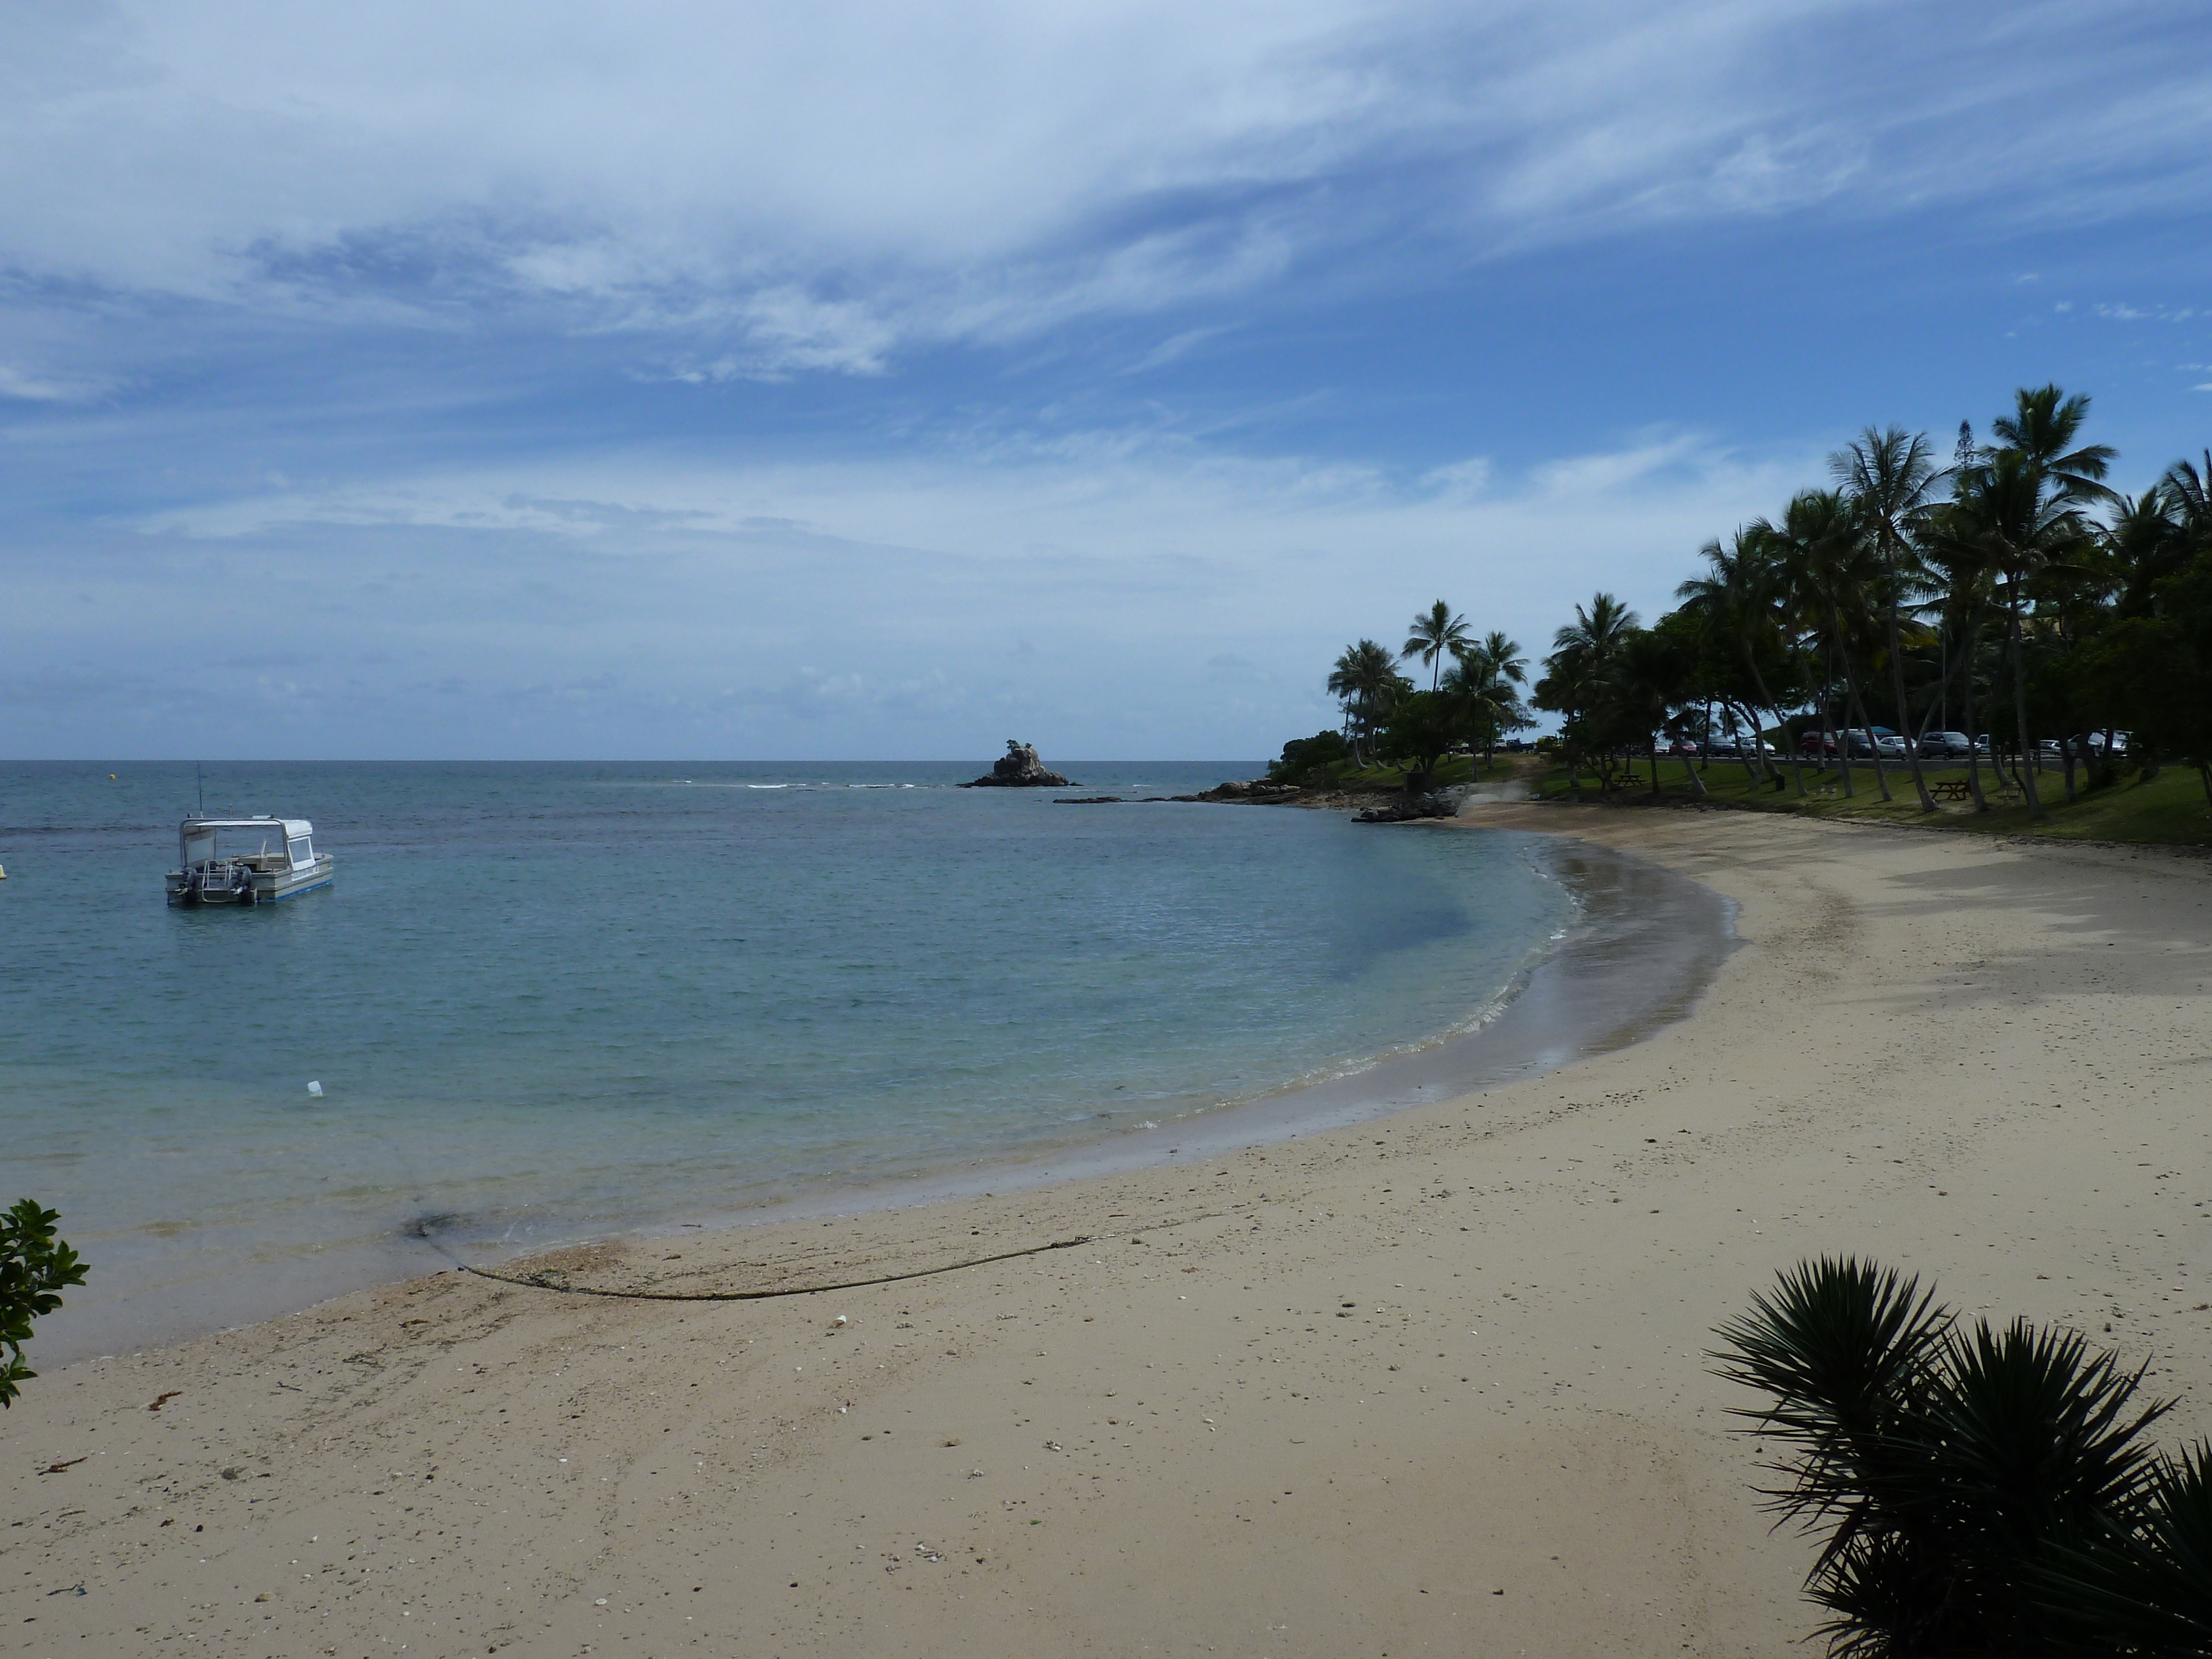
(4, 1, 2210, 760)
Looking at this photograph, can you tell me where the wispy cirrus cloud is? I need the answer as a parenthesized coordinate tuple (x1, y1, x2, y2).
(0, 361, 114, 402)
(2, 2, 2207, 374)
(2, 2, 2206, 760)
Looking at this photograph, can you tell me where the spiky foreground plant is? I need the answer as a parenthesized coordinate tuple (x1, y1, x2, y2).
(2042, 1447, 2212, 1657)
(1712, 1259, 2212, 1656)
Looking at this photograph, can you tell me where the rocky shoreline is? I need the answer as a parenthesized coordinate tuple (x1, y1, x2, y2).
(982, 750, 1511, 821)
(1193, 776, 1466, 821)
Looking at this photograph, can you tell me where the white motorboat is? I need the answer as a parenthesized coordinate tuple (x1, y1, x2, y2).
(166, 817, 335, 906)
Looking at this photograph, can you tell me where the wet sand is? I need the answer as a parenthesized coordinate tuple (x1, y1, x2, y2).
(6, 807, 2209, 1657)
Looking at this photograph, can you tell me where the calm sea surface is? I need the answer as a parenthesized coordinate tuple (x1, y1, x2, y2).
(0, 761, 1575, 1350)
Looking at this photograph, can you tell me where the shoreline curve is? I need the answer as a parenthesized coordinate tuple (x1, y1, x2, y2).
(40, 826, 1732, 1359)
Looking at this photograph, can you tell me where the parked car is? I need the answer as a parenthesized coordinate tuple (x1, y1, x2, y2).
(2034, 735, 2128, 759)
(1800, 730, 1893, 759)
(1665, 739, 1701, 757)
(1918, 731, 1974, 758)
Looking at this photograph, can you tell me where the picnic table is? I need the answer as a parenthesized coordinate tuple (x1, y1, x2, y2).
(1929, 779, 1974, 801)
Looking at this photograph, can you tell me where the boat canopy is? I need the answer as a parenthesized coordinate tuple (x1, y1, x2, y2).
(178, 817, 318, 870)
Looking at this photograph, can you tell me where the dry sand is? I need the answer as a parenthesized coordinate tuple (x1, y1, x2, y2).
(6, 807, 2210, 1658)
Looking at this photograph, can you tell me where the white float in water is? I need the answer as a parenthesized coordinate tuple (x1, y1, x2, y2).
(306, 1081, 324, 1098)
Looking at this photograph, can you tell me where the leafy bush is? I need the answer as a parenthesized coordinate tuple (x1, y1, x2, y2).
(1267, 729, 1352, 784)
(1, 1199, 88, 1407)
(1376, 692, 1465, 792)
(1714, 1258, 2212, 1655)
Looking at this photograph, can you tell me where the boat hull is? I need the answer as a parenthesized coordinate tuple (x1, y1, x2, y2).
(166, 855, 335, 906)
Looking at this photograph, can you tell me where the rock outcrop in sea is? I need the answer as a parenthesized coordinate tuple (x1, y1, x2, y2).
(962, 741, 1073, 789)
(1353, 791, 1459, 823)
(1195, 779, 1301, 802)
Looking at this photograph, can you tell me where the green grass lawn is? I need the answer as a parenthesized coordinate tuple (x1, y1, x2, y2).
(1530, 754, 2212, 848)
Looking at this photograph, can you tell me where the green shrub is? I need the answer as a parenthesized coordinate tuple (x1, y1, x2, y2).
(1268, 729, 1353, 784)
(1, 1199, 88, 1407)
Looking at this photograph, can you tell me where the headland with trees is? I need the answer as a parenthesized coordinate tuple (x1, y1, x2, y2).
(1267, 385, 2212, 847)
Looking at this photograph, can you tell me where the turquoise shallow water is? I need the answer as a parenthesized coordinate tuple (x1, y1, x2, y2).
(0, 760, 1575, 1352)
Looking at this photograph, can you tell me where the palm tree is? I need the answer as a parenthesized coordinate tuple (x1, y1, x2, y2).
(1614, 627, 1697, 797)
(1767, 490, 1892, 801)
(1439, 649, 1531, 771)
(2104, 488, 2187, 621)
(1992, 384, 2118, 508)
(1973, 385, 2115, 820)
(1916, 505, 2001, 810)
(1401, 600, 1472, 693)
(1678, 528, 1806, 796)
(1834, 426, 1940, 812)
(1327, 639, 1402, 764)
(1551, 592, 1637, 670)
(1472, 630, 1527, 687)
(1945, 450, 2098, 819)
(1444, 631, 1530, 773)
(2165, 451, 2212, 551)
(1540, 594, 1640, 792)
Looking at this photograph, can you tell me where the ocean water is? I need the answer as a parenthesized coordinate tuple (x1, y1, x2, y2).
(0, 760, 1578, 1353)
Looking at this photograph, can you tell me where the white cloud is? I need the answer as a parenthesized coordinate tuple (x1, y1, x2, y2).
(0, 362, 113, 401)
(4, 423, 1803, 757)
(1, 1, 2204, 371)
(1529, 432, 1705, 497)
(1421, 458, 1493, 499)
(2094, 301, 2197, 323)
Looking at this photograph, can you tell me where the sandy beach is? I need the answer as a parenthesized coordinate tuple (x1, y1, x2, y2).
(6, 806, 2210, 1658)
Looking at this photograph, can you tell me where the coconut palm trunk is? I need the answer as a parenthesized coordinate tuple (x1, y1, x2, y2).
(1820, 646, 1853, 797)
(1849, 677, 1893, 802)
(1959, 611, 1990, 811)
(1735, 648, 1795, 791)
(1831, 615, 1892, 803)
(1885, 596, 1934, 810)
(2004, 582, 2043, 820)
(1852, 684, 1891, 801)
(1729, 702, 1763, 784)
